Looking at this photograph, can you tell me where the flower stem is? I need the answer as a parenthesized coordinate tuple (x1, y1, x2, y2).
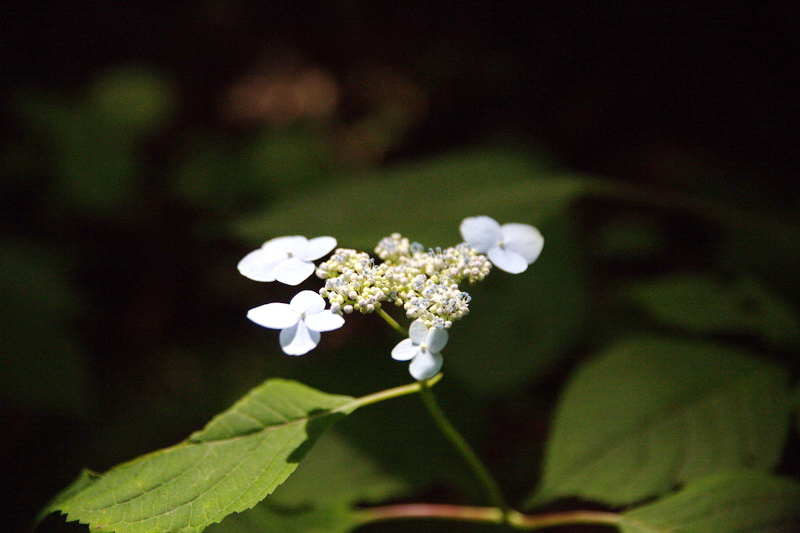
(377, 307, 407, 336)
(357, 504, 623, 530)
(346, 373, 442, 411)
(418, 379, 511, 521)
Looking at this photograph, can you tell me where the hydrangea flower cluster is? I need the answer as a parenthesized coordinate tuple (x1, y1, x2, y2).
(238, 216, 543, 379)
(316, 234, 491, 328)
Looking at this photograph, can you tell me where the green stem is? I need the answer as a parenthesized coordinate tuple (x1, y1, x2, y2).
(377, 307, 407, 336)
(358, 504, 623, 530)
(418, 379, 511, 520)
(376, 300, 510, 520)
(346, 373, 442, 411)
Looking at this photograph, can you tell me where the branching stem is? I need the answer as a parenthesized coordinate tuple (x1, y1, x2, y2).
(376, 304, 512, 522)
(418, 379, 511, 521)
(358, 504, 623, 530)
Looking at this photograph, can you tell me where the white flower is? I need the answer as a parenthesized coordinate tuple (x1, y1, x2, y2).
(247, 290, 344, 356)
(459, 216, 543, 274)
(238, 235, 337, 286)
(391, 320, 448, 380)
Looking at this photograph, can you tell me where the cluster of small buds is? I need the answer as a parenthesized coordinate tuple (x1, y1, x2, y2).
(316, 248, 388, 315)
(375, 233, 417, 262)
(316, 233, 490, 328)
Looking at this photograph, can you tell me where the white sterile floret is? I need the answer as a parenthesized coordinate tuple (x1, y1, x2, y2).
(238, 235, 337, 286)
(247, 290, 344, 356)
(391, 320, 449, 380)
(460, 216, 543, 274)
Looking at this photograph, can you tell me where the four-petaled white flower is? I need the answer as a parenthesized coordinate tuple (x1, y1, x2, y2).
(239, 235, 337, 286)
(391, 320, 449, 380)
(460, 216, 543, 274)
(247, 290, 344, 356)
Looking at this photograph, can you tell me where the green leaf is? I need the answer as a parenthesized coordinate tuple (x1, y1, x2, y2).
(267, 430, 409, 507)
(206, 503, 361, 533)
(205, 429, 407, 533)
(620, 471, 800, 532)
(234, 149, 597, 249)
(623, 274, 800, 349)
(36, 470, 100, 524)
(42, 379, 361, 532)
(527, 337, 792, 507)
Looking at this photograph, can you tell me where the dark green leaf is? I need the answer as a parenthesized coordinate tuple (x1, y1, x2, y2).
(623, 274, 800, 349)
(88, 65, 175, 134)
(620, 471, 800, 532)
(446, 215, 586, 394)
(206, 503, 361, 533)
(0, 241, 89, 412)
(527, 337, 792, 507)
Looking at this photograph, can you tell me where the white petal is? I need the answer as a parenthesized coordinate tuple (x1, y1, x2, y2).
(274, 258, 316, 285)
(279, 320, 321, 356)
(237, 248, 287, 282)
(409, 320, 428, 344)
(290, 290, 326, 314)
(247, 303, 299, 329)
(459, 216, 502, 253)
(304, 309, 345, 332)
(426, 327, 449, 353)
(409, 350, 443, 381)
(391, 338, 419, 361)
(297, 236, 337, 261)
(502, 223, 544, 264)
(263, 235, 308, 253)
(487, 247, 529, 274)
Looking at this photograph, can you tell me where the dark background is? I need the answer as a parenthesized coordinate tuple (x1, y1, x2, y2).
(2, 2, 798, 531)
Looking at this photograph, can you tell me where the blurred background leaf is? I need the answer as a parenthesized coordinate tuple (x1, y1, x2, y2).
(0, 240, 89, 413)
(622, 274, 800, 349)
(233, 149, 585, 248)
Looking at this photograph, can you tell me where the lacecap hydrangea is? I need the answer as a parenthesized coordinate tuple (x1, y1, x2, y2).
(238, 216, 543, 380)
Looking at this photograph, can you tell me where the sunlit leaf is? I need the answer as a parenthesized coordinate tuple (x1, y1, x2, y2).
(527, 337, 792, 507)
(41, 379, 360, 532)
(206, 430, 404, 533)
(619, 471, 800, 532)
(623, 274, 800, 348)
